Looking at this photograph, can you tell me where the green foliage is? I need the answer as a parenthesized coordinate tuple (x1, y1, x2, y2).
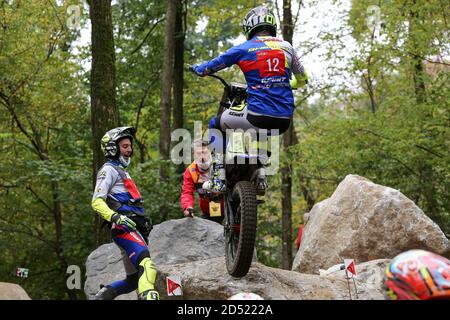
(130, 159, 182, 224)
(0, 0, 286, 299)
(0, 0, 92, 299)
(1, 0, 448, 300)
(291, 0, 450, 234)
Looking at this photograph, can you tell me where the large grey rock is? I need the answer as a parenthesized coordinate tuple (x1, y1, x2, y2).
(84, 217, 225, 300)
(154, 257, 384, 300)
(85, 215, 385, 300)
(292, 175, 450, 274)
(148, 217, 225, 265)
(0, 283, 31, 300)
(86, 253, 384, 300)
(85, 243, 135, 300)
(319, 259, 391, 295)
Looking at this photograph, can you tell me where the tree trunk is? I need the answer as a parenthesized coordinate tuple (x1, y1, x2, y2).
(412, 56, 426, 104)
(281, 0, 294, 270)
(51, 178, 77, 299)
(407, 1, 426, 105)
(407, 3, 434, 220)
(173, 0, 185, 131)
(50, 178, 63, 265)
(159, 0, 177, 220)
(173, 0, 186, 176)
(299, 178, 315, 212)
(88, 0, 119, 246)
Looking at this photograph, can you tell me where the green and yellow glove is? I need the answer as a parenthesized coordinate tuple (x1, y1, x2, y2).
(290, 72, 309, 89)
(111, 213, 136, 230)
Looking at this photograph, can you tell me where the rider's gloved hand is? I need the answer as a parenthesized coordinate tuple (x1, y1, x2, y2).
(111, 213, 137, 230)
(290, 72, 308, 90)
(290, 77, 298, 89)
(191, 64, 206, 77)
(190, 64, 197, 72)
(183, 208, 194, 218)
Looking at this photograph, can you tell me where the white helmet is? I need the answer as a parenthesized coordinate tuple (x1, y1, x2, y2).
(100, 126, 136, 158)
(242, 6, 277, 40)
(228, 292, 264, 300)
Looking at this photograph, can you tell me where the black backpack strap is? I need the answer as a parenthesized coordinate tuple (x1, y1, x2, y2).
(103, 162, 127, 181)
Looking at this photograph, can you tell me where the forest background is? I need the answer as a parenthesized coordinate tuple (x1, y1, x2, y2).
(0, 0, 448, 299)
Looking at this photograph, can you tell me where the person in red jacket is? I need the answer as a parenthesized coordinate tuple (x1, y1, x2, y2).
(294, 224, 304, 250)
(180, 139, 224, 223)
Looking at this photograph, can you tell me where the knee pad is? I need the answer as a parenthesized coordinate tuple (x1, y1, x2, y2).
(137, 257, 158, 295)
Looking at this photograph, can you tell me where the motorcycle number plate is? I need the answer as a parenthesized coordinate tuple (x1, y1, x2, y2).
(228, 131, 245, 153)
(209, 201, 222, 217)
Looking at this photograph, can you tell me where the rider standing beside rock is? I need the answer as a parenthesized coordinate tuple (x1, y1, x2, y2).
(91, 126, 159, 300)
(181, 139, 224, 224)
(192, 6, 308, 193)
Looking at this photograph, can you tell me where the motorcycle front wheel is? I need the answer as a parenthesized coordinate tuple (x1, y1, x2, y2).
(224, 180, 257, 277)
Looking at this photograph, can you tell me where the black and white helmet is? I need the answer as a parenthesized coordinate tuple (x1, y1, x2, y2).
(242, 6, 277, 40)
(100, 126, 136, 158)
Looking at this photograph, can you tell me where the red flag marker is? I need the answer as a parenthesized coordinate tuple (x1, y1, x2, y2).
(345, 259, 357, 277)
(166, 275, 183, 296)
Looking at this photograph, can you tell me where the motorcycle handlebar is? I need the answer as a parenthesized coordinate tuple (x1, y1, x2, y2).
(207, 74, 230, 90)
(186, 64, 230, 90)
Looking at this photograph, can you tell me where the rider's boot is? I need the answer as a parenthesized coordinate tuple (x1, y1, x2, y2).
(254, 167, 268, 196)
(138, 289, 160, 300)
(92, 285, 118, 300)
(137, 257, 160, 300)
(203, 153, 226, 193)
(254, 138, 269, 195)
